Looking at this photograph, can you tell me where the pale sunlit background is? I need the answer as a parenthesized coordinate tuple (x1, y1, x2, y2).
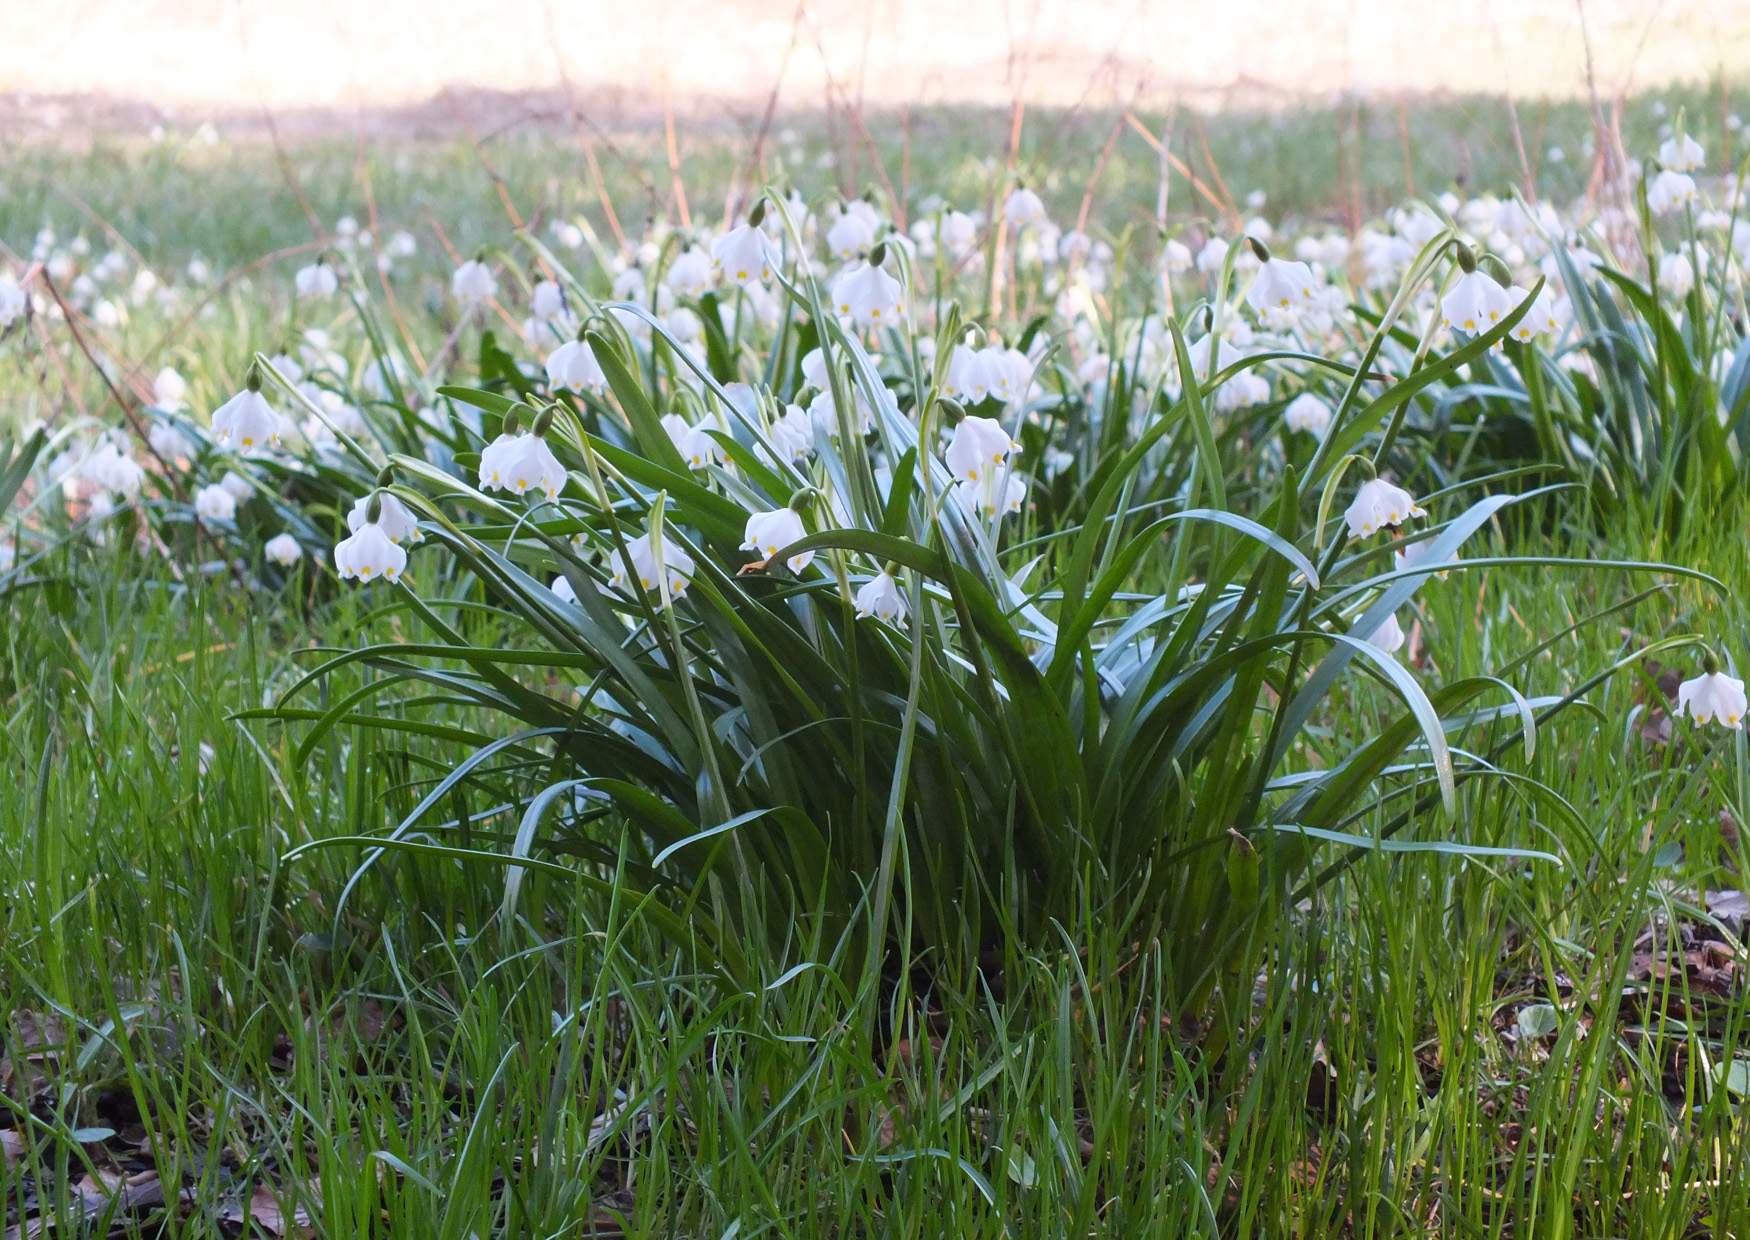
(5, 0, 1749, 133)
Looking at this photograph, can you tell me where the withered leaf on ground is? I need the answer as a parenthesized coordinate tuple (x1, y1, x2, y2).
(215, 1184, 315, 1237)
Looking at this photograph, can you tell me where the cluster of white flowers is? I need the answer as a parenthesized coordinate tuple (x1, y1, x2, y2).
(8, 114, 1746, 705)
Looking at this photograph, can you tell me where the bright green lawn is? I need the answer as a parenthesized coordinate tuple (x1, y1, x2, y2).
(2, 499, 1746, 1235)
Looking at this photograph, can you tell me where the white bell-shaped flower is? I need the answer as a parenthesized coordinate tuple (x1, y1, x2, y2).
(1365, 611, 1406, 655)
(1647, 169, 1698, 216)
(451, 259, 498, 303)
(479, 432, 567, 499)
(945, 344, 999, 404)
(295, 262, 338, 299)
(1394, 537, 1456, 579)
(766, 403, 814, 464)
(800, 347, 831, 390)
(1214, 371, 1270, 412)
(1195, 237, 1229, 276)
(711, 224, 774, 287)
(298, 329, 346, 375)
(545, 337, 607, 393)
(1183, 331, 1244, 383)
(334, 518, 408, 584)
(347, 491, 422, 544)
(79, 439, 145, 498)
(1283, 392, 1332, 437)
(831, 261, 904, 328)
(609, 526, 694, 598)
(148, 422, 194, 464)
(1440, 270, 1513, 336)
(1344, 478, 1425, 538)
(1677, 669, 1747, 728)
(0, 275, 25, 326)
(153, 367, 188, 410)
(665, 306, 704, 344)
(1659, 132, 1705, 172)
(807, 387, 873, 438)
(1658, 252, 1696, 299)
(945, 415, 1020, 484)
(1506, 285, 1562, 342)
(265, 533, 303, 566)
(665, 247, 713, 296)
(826, 207, 876, 259)
(530, 279, 566, 320)
(1003, 186, 1046, 227)
(660, 414, 718, 470)
(742, 506, 812, 573)
(940, 210, 978, 256)
(954, 473, 1027, 519)
(211, 385, 284, 452)
(855, 570, 907, 623)
(193, 483, 237, 523)
(983, 346, 1033, 407)
(1245, 255, 1317, 315)
(550, 574, 578, 604)
(86, 491, 119, 522)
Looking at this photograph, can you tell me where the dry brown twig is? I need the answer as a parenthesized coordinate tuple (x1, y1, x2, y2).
(354, 133, 429, 373)
(728, 0, 809, 228)
(662, 87, 693, 232)
(1123, 113, 1239, 227)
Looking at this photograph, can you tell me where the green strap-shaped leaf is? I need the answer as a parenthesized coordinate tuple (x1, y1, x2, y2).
(587, 328, 689, 473)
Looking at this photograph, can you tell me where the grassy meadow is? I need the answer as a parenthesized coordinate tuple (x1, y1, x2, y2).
(4, 87, 1750, 1236)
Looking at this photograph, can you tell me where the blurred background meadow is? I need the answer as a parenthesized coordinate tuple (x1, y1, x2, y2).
(5, 3, 1750, 1237)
